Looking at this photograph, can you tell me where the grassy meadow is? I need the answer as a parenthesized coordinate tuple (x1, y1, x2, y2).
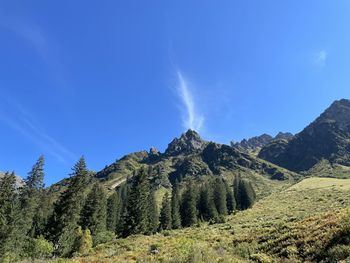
(35, 177, 350, 263)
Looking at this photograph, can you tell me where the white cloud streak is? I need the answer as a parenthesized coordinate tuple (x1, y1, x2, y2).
(176, 71, 204, 132)
(0, 98, 76, 163)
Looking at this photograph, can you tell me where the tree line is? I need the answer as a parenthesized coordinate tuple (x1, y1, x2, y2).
(0, 156, 256, 261)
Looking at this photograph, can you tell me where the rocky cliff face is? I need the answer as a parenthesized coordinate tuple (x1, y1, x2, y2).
(232, 132, 293, 154)
(92, 129, 296, 194)
(164, 129, 208, 157)
(259, 99, 350, 172)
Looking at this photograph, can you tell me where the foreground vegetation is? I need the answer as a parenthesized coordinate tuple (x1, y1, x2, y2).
(55, 177, 350, 262)
(2, 154, 350, 262)
(0, 156, 256, 262)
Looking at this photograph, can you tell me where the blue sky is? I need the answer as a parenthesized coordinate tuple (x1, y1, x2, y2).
(1, 1, 350, 185)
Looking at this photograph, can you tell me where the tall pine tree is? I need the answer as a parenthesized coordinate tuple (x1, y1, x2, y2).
(197, 183, 218, 222)
(233, 174, 256, 210)
(49, 157, 90, 257)
(213, 178, 228, 216)
(0, 172, 23, 261)
(148, 191, 159, 234)
(171, 182, 181, 229)
(121, 168, 152, 237)
(180, 180, 198, 227)
(107, 191, 121, 233)
(20, 156, 45, 237)
(80, 183, 107, 236)
(159, 192, 172, 231)
(239, 180, 256, 210)
(224, 180, 236, 214)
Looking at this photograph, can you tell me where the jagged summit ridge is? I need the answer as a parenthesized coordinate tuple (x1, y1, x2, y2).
(232, 132, 293, 154)
(259, 98, 350, 172)
(164, 129, 208, 156)
(313, 99, 350, 131)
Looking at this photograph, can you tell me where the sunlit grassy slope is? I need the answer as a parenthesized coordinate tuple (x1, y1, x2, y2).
(45, 177, 350, 263)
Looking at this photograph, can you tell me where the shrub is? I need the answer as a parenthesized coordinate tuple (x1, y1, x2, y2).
(74, 228, 93, 255)
(93, 231, 115, 246)
(232, 241, 258, 259)
(327, 245, 350, 262)
(24, 236, 54, 259)
(250, 253, 273, 263)
(187, 245, 217, 263)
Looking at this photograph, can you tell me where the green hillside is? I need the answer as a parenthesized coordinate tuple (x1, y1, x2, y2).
(48, 177, 350, 263)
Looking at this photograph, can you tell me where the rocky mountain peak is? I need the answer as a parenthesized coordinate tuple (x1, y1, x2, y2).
(315, 99, 350, 131)
(232, 132, 293, 154)
(275, 132, 294, 141)
(259, 98, 350, 172)
(165, 129, 207, 156)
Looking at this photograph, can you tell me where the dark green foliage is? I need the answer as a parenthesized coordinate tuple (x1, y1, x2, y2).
(225, 180, 236, 214)
(148, 191, 159, 234)
(159, 192, 172, 230)
(107, 191, 121, 233)
(24, 236, 54, 260)
(80, 183, 107, 236)
(93, 231, 115, 246)
(234, 174, 256, 210)
(31, 190, 53, 238)
(0, 172, 23, 261)
(20, 156, 46, 238)
(213, 177, 228, 216)
(49, 157, 90, 257)
(197, 183, 218, 222)
(180, 180, 198, 227)
(121, 169, 155, 237)
(171, 183, 181, 229)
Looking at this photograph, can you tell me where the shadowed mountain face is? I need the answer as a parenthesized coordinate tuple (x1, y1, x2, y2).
(259, 99, 350, 172)
(232, 132, 293, 154)
(94, 130, 296, 196)
(164, 129, 208, 157)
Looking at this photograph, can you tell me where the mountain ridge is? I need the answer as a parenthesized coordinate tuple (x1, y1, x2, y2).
(259, 99, 350, 172)
(231, 132, 293, 154)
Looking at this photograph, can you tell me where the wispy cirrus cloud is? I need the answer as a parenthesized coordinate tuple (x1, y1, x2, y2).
(0, 98, 76, 163)
(313, 49, 328, 67)
(176, 71, 204, 132)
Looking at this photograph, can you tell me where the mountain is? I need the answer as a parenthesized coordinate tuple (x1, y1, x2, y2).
(93, 129, 297, 200)
(165, 129, 208, 156)
(232, 132, 293, 154)
(259, 99, 350, 172)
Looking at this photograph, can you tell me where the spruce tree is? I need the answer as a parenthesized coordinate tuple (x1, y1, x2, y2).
(116, 183, 129, 235)
(49, 157, 90, 257)
(20, 156, 45, 238)
(180, 180, 198, 227)
(0, 172, 23, 260)
(121, 168, 151, 237)
(171, 182, 181, 229)
(148, 191, 159, 234)
(80, 183, 107, 236)
(233, 174, 256, 210)
(239, 180, 256, 210)
(233, 174, 242, 210)
(107, 191, 121, 233)
(159, 192, 172, 231)
(224, 180, 236, 214)
(197, 183, 218, 222)
(213, 178, 228, 216)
